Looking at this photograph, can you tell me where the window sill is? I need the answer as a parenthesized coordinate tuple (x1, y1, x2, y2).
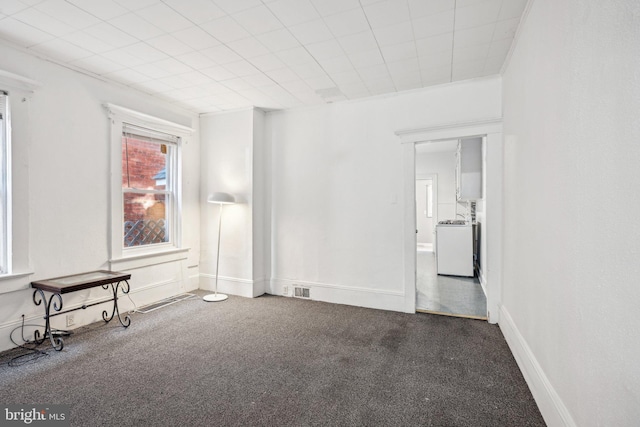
(109, 248, 189, 271)
(0, 271, 35, 294)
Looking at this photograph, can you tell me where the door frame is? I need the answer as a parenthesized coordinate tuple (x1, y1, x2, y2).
(395, 119, 503, 323)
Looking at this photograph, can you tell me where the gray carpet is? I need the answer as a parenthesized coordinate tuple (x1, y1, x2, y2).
(0, 292, 545, 426)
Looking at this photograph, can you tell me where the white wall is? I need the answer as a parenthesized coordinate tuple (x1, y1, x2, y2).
(0, 42, 201, 352)
(500, 0, 640, 425)
(267, 77, 501, 312)
(199, 108, 265, 298)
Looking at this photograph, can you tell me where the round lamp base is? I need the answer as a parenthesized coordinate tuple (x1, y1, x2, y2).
(203, 293, 228, 302)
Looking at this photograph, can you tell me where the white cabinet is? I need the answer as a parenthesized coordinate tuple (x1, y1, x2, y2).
(455, 137, 482, 201)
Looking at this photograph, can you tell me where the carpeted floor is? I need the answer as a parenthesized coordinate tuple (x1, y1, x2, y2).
(0, 292, 545, 426)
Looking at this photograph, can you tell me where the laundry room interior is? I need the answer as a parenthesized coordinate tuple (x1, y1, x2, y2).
(415, 137, 487, 319)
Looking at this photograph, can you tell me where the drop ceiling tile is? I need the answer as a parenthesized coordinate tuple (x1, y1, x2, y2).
(200, 16, 250, 44)
(66, 0, 129, 20)
(223, 59, 260, 76)
(276, 46, 315, 67)
(280, 79, 312, 95)
(415, 32, 453, 56)
(499, 0, 527, 20)
(151, 57, 193, 75)
(212, 0, 262, 14)
(0, 17, 54, 47)
(453, 22, 496, 48)
(31, 38, 93, 62)
(157, 74, 198, 89)
(0, 0, 30, 15)
(250, 53, 287, 71)
(363, 0, 411, 29)
(288, 19, 334, 44)
(171, 27, 221, 51)
(83, 23, 138, 48)
(110, 12, 164, 40)
(487, 38, 512, 58)
(493, 17, 520, 41)
(305, 39, 344, 61)
(366, 78, 395, 93)
(201, 44, 243, 64)
(386, 57, 420, 77)
(134, 79, 175, 94)
(264, 67, 300, 84)
(135, 62, 177, 79)
(175, 51, 217, 69)
(418, 52, 452, 69)
(412, 9, 454, 39)
(420, 64, 451, 82)
(102, 68, 150, 85)
(372, 21, 415, 47)
(256, 29, 300, 53)
(233, 5, 283, 35)
(348, 49, 384, 68)
(357, 63, 390, 81)
(101, 48, 148, 67)
(454, 0, 502, 30)
(227, 37, 270, 58)
(145, 34, 194, 56)
(35, 0, 100, 29)
(453, 43, 490, 62)
(242, 72, 276, 87)
(407, 0, 455, 19)
(483, 55, 505, 74)
(70, 54, 125, 74)
(176, 71, 212, 86)
(316, 55, 354, 73)
(121, 42, 168, 64)
(324, 8, 370, 38)
(380, 41, 417, 62)
(61, 31, 114, 53)
(200, 65, 236, 81)
(394, 78, 422, 91)
(12, 7, 75, 37)
(135, 3, 193, 33)
(267, 0, 320, 26)
(112, 0, 158, 11)
(290, 62, 326, 79)
(339, 82, 369, 98)
(162, 0, 225, 24)
(338, 30, 378, 55)
(222, 77, 254, 91)
(310, 0, 360, 17)
(329, 69, 362, 85)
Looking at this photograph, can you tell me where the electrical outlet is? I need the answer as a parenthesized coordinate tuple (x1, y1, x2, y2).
(66, 314, 75, 327)
(282, 285, 288, 296)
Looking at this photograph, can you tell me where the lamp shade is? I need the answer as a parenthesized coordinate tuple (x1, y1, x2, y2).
(208, 192, 236, 205)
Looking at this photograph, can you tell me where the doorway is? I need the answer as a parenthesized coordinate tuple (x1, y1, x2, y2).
(397, 120, 503, 324)
(414, 140, 486, 319)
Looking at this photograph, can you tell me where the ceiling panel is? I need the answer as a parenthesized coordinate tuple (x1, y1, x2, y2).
(0, 0, 526, 113)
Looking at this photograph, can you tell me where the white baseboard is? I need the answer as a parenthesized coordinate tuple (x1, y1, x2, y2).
(499, 305, 576, 427)
(270, 278, 406, 312)
(199, 274, 265, 298)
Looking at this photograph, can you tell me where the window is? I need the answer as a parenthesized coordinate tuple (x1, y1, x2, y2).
(106, 104, 192, 264)
(122, 124, 177, 248)
(0, 91, 10, 274)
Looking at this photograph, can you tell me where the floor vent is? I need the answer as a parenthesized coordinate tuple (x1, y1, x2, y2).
(137, 293, 196, 314)
(293, 287, 310, 299)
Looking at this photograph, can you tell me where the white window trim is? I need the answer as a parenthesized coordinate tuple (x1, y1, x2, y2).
(105, 104, 192, 268)
(0, 70, 39, 292)
(0, 91, 11, 276)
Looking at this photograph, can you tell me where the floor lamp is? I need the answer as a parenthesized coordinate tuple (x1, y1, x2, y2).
(203, 192, 236, 302)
